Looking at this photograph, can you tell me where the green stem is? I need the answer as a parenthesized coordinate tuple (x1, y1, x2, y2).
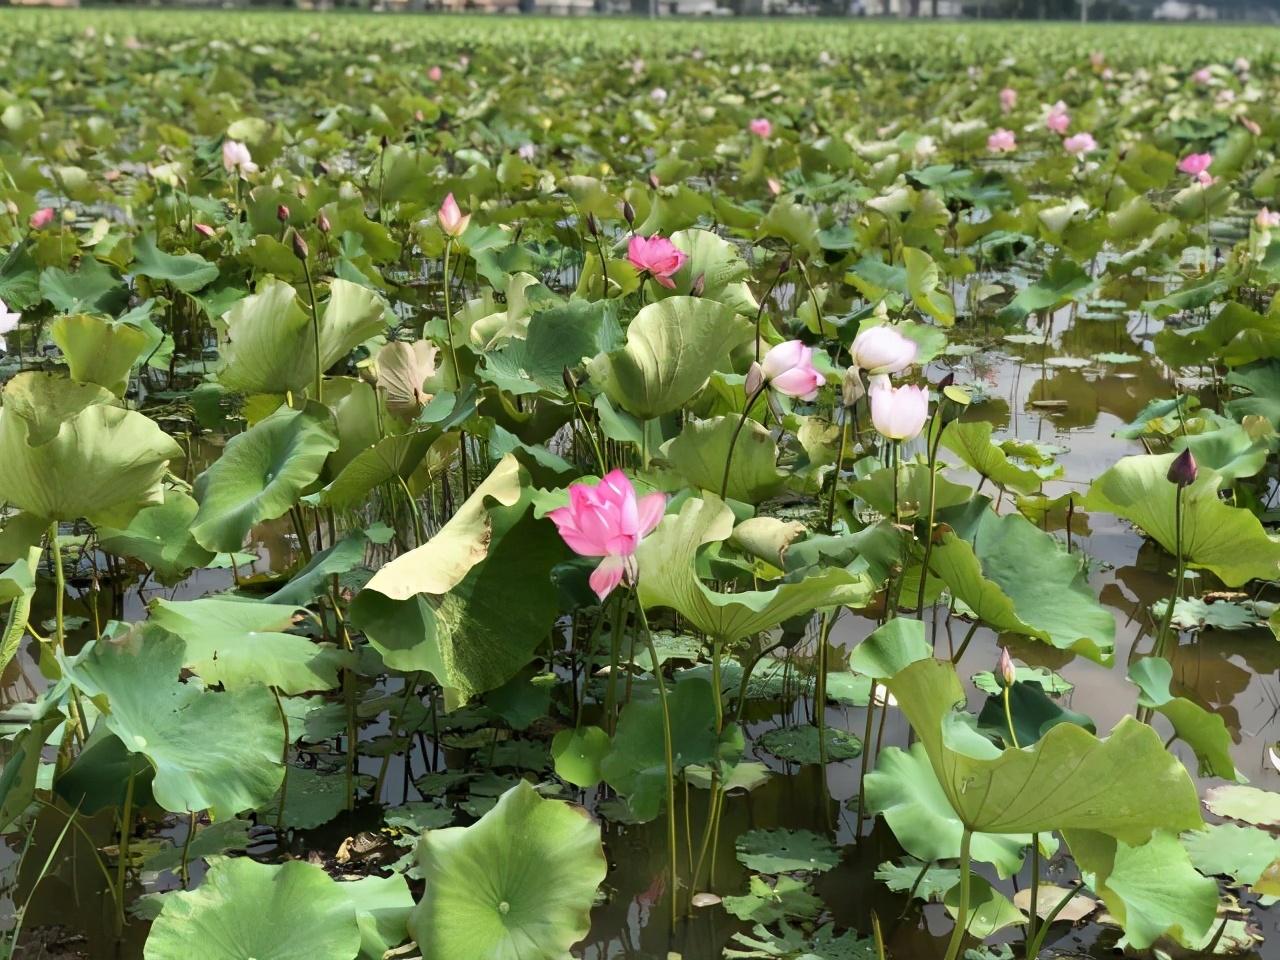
(272, 686, 290, 833)
(915, 406, 948, 617)
(1025, 881, 1085, 958)
(1027, 833, 1040, 950)
(301, 252, 322, 403)
(1003, 686, 1020, 749)
(603, 589, 627, 735)
(179, 811, 196, 888)
(1153, 486, 1185, 663)
(942, 828, 973, 960)
(115, 769, 136, 935)
(636, 600, 678, 933)
(720, 386, 766, 502)
(854, 682, 877, 832)
(48, 522, 64, 654)
(442, 239, 462, 391)
(825, 415, 849, 534)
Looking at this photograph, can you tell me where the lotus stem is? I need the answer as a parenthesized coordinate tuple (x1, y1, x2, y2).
(1003, 687, 1020, 749)
(1153, 485, 1185, 663)
(942, 827, 973, 960)
(636, 600, 678, 933)
(720, 385, 766, 502)
(854, 682, 877, 833)
(825, 414, 849, 535)
(916, 401, 949, 617)
(442, 238, 462, 391)
(603, 589, 627, 735)
(300, 251, 322, 403)
(179, 811, 196, 889)
(272, 686, 290, 833)
(1025, 880, 1084, 958)
(115, 769, 136, 935)
(1027, 833, 1040, 950)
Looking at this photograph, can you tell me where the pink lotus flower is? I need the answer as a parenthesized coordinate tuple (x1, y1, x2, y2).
(221, 139, 257, 177)
(650, 87, 668, 105)
(0, 298, 20, 354)
(627, 235, 687, 288)
(28, 208, 54, 230)
(1062, 132, 1097, 157)
(548, 470, 666, 600)
(987, 128, 1017, 153)
(999, 87, 1017, 114)
(1192, 67, 1212, 85)
(438, 193, 470, 238)
(1177, 153, 1213, 186)
(193, 222, 216, 238)
(1046, 101, 1070, 135)
(749, 118, 773, 139)
(427, 65, 443, 82)
(1257, 208, 1280, 229)
(850, 326, 917, 376)
(746, 340, 826, 401)
(868, 377, 929, 442)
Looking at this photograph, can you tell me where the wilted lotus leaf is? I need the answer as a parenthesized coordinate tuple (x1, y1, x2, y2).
(376, 339, 439, 418)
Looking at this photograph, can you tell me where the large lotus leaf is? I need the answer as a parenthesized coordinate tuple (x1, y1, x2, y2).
(1170, 422, 1268, 482)
(927, 499, 1114, 664)
(191, 401, 339, 553)
(1063, 829, 1217, 951)
(586, 296, 751, 420)
(1084, 453, 1280, 586)
(996, 259, 1094, 323)
(62, 628, 282, 818)
(217, 277, 386, 396)
(150, 597, 350, 694)
(1226, 360, 1280, 427)
(1183, 822, 1280, 887)
(942, 874, 1025, 938)
(145, 857, 411, 960)
(49, 313, 150, 396)
(0, 712, 62, 832)
(848, 618, 932, 680)
(266, 530, 371, 607)
(1127, 658, 1241, 781)
(864, 743, 1029, 879)
(940, 421, 1047, 495)
(600, 677, 719, 821)
(0, 546, 39, 675)
(636, 496, 873, 643)
(0, 373, 181, 526)
(352, 495, 565, 707)
(903, 246, 955, 326)
(132, 233, 218, 293)
(655, 228, 759, 316)
(409, 780, 606, 960)
(312, 428, 437, 511)
(885, 659, 1202, 841)
(364, 454, 524, 600)
(97, 489, 215, 585)
(662, 416, 785, 504)
(39, 256, 129, 315)
(481, 299, 622, 399)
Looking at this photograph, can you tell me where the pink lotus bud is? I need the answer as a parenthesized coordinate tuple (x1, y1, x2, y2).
(868, 377, 929, 441)
(998, 647, 1017, 688)
(999, 87, 1017, 113)
(193, 222, 216, 238)
(276, 203, 290, 223)
(748, 118, 773, 139)
(438, 193, 470, 238)
(427, 65, 443, 82)
(1167, 448, 1198, 487)
(987, 128, 1017, 154)
(28, 207, 54, 230)
(1177, 153, 1213, 179)
(317, 211, 332, 233)
(850, 325, 918, 376)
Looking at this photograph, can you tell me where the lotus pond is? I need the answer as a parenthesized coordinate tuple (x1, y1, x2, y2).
(4, 9, 1280, 960)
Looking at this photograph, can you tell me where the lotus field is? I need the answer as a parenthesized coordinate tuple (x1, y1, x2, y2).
(5, 9, 1280, 960)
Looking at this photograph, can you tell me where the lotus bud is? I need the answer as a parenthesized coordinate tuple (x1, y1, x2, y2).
(317, 211, 332, 233)
(997, 647, 1016, 689)
(1167, 448, 1198, 487)
(744, 361, 765, 396)
(841, 366, 865, 408)
(622, 200, 636, 227)
(562, 366, 580, 394)
(648, 173, 660, 190)
(585, 212, 599, 238)
(276, 203, 290, 223)
(690, 273, 706, 297)
(415, 109, 426, 123)
(777, 255, 792, 275)
(938, 371, 955, 390)
(291, 230, 309, 261)
(380, 134, 389, 150)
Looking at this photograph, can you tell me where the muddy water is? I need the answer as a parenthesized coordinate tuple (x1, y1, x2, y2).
(4, 294, 1280, 959)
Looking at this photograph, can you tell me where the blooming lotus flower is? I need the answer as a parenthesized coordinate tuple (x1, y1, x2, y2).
(0, 299, 20, 353)
(222, 139, 257, 177)
(1178, 152, 1214, 185)
(749, 118, 773, 138)
(438, 193, 470, 238)
(999, 87, 1017, 113)
(868, 377, 929, 442)
(1257, 208, 1280, 229)
(1046, 101, 1070, 135)
(850, 325, 918, 376)
(747, 340, 826, 401)
(1192, 67, 1212, 85)
(548, 470, 665, 600)
(427, 65, 443, 82)
(650, 87, 668, 105)
(987, 128, 1017, 153)
(28, 208, 54, 230)
(627, 235, 687, 288)
(1062, 132, 1097, 157)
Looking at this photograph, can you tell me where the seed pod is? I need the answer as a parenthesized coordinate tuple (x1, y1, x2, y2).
(1167, 447, 1198, 487)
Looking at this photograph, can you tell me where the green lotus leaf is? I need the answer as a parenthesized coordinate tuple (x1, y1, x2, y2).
(49, 313, 150, 396)
(132, 233, 218, 293)
(1127, 657, 1241, 781)
(903, 246, 955, 326)
(150, 596, 350, 694)
(943, 874, 1025, 938)
(662, 416, 786, 504)
(722, 875, 823, 924)
(97, 489, 215, 586)
(144, 858, 411, 960)
(926, 498, 1115, 664)
(636, 495, 872, 643)
(1170, 422, 1268, 481)
(0, 712, 61, 832)
(848, 617, 931, 680)
(996, 259, 1094, 323)
(62, 627, 282, 818)
(885, 659, 1203, 841)
(940, 420, 1050, 494)
(757, 725, 861, 764)
(874, 858, 960, 901)
(658, 228, 758, 316)
(551, 725, 611, 789)
(0, 546, 39, 675)
(1226, 359, 1280, 427)
(600, 677, 718, 821)
(975, 679, 1095, 747)
(864, 743, 1029, 878)
(1084, 452, 1280, 586)
(39, 255, 129, 315)
(734, 828, 839, 874)
(191, 401, 339, 553)
(0, 372, 181, 526)
(586, 296, 751, 420)
(1182, 822, 1280, 887)
(409, 780, 606, 960)
(266, 529, 373, 607)
(216, 277, 386, 397)
(1063, 828, 1217, 951)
